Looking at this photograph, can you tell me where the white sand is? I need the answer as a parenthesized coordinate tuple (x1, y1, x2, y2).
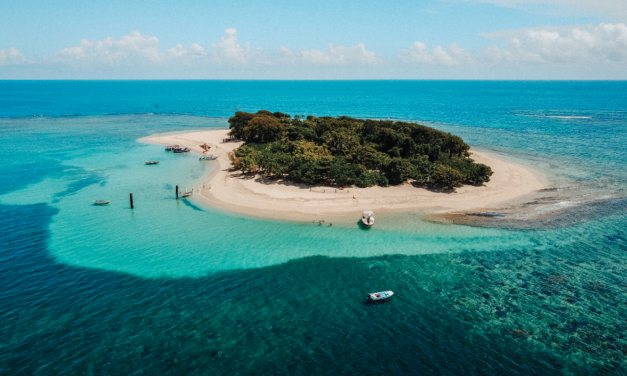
(141, 129, 546, 221)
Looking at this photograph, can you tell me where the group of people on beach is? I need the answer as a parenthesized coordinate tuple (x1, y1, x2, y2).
(316, 220, 332, 226)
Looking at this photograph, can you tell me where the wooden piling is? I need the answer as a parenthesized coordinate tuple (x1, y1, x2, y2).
(130, 193, 134, 209)
(176, 185, 179, 199)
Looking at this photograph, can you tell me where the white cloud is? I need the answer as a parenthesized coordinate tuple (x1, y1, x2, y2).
(55, 29, 253, 66)
(0, 47, 28, 66)
(11, 23, 623, 79)
(400, 42, 471, 66)
(165, 44, 188, 58)
(480, 23, 627, 65)
(281, 43, 382, 66)
(57, 31, 162, 63)
(400, 23, 627, 67)
(210, 28, 251, 65)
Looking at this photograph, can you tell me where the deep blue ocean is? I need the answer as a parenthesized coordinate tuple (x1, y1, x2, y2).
(1, 81, 627, 375)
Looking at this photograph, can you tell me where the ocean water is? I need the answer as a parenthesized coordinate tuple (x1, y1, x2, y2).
(1, 81, 627, 375)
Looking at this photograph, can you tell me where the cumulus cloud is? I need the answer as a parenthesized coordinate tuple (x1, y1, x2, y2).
(400, 23, 627, 68)
(0, 47, 28, 66)
(57, 31, 161, 63)
(400, 42, 471, 66)
(53, 29, 380, 69)
(210, 28, 251, 65)
(480, 23, 627, 65)
(281, 43, 382, 66)
(56, 29, 245, 66)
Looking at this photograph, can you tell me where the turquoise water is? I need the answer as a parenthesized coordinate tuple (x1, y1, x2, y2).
(1, 81, 627, 374)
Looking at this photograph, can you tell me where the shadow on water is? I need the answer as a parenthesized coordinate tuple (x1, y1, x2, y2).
(2, 202, 627, 375)
(181, 198, 204, 211)
(361, 298, 394, 307)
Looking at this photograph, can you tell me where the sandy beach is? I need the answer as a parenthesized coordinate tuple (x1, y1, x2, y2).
(141, 129, 546, 221)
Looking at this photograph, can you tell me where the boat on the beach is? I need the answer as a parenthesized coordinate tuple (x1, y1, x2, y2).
(145, 161, 159, 165)
(367, 291, 394, 301)
(361, 211, 375, 227)
(165, 145, 179, 151)
(199, 155, 218, 160)
(174, 147, 190, 153)
(93, 200, 111, 205)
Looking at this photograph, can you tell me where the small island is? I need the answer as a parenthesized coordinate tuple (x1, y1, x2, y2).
(143, 112, 543, 222)
(227, 110, 493, 190)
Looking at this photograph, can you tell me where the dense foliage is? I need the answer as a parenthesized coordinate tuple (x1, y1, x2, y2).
(228, 110, 492, 189)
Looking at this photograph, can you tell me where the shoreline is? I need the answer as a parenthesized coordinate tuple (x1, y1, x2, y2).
(140, 129, 547, 222)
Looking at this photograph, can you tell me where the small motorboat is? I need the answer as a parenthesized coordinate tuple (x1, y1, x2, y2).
(145, 161, 159, 165)
(361, 210, 375, 227)
(174, 147, 190, 153)
(165, 145, 179, 151)
(180, 187, 193, 198)
(93, 200, 111, 205)
(199, 155, 218, 160)
(367, 291, 394, 301)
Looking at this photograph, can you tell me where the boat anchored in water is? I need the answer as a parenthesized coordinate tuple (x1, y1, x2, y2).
(93, 200, 111, 205)
(165, 145, 179, 151)
(361, 211, 375, 227)
(367, 291, 394, 301)
(145, 161, 159, 165)
(180, 187, 194, 198)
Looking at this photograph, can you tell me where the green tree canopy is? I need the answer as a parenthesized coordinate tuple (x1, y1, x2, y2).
(228, 110, 492, 189)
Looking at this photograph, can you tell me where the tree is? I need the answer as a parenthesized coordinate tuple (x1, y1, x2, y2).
(328, 157, 352, 186)
(261, 151, 291, 176)
(272, 112, 291, 119)
(242, 116, 286, 144)
(471, 163, 493, 184)
(431, 165, 464, 190)
(228, 152, 243, 170)
(228, 111, 255, 139)
(411, 155, 432, 183)
(323, 131, 361, 158)
(382, 158, 415, 185)
(354, 170, 383, 188)
(240, 150, 262, 175)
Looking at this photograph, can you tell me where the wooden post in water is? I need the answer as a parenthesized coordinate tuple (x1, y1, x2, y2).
(176, 185, 179, 199)
(130, 193, 134, 209)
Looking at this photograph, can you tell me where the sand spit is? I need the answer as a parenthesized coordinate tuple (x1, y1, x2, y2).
(141, 129, 546, 222)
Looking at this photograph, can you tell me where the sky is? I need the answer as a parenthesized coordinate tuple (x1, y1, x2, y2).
(1, 0, 626, 79)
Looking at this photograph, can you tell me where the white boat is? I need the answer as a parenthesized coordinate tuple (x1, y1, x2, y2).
(199, 155, 218, 161)
(361, 210, 375, 226)
(367, 291, 394, 301)
(180, 187, 193, 198)
(93, 200, 111, 205)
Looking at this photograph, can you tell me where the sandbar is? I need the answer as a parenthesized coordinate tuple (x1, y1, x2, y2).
(141, 129, 546, 222)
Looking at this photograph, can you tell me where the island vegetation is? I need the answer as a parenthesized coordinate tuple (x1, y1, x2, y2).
(227, 110, 493, 190)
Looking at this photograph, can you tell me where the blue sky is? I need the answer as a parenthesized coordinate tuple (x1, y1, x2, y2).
(1, 0, 625, 79)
